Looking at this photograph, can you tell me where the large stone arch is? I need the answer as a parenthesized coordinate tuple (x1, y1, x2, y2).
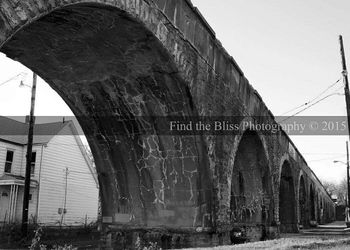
(229, 129, 273, 226)
(228, 118, 274, 195)
(0, 1, 214, 233)
(279, 160, 297, 232)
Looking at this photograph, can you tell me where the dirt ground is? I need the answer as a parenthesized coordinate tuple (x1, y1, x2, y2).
(182, 236, 350, 250)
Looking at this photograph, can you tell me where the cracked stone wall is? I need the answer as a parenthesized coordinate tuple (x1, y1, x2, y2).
(0, 0, 335, 244)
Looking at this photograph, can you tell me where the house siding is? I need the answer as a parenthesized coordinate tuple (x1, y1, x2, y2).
(14, 186, 38, 223)
(0, 121, 98, 226)
(19, 144, 44, 181)
(37, 124, 98, 225)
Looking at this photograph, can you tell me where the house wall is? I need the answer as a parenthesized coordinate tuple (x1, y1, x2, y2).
(0, 186, 11, 222)
(0, 140, 24, 175)
(19, 144, 44, 181)
(14, 186, 38, 223)
(38, 124, 98, 226)
(0, 141, 43, 223)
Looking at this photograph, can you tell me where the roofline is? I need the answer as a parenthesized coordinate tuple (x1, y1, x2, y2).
(0, 137, 48, 146)
(65, 122, 99, 187)
(0, 116, 71, 145)
(0, 138, 24, 146)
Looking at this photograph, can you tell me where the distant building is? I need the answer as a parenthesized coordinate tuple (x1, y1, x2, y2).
(0, 116, 98, 226)
(331, 194, 337, 203)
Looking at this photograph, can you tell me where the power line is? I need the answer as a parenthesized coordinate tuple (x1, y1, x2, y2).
(279, 77, 342, 116)
(308, 155, 346, 162)
(303, 153, 347, 155)
(277, 86, 345, 123)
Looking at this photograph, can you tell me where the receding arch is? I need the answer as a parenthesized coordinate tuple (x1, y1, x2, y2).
(230, 130, 273, 225)
(298, 175, 307, 228)
(320, 197, 325, 224)
(309, 185, 316, 222)
(316, 194, 321, 224)
(0, 2, 213, 229)
(279, 160, 297, 232)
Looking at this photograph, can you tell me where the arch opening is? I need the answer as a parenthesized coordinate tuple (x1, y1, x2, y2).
(279, 161, 297, 232)
(310, 185, 316, 223)
(230, 130, 273, 225)
(298, 175, 307, 228)
(0, 3, 213, 228)
(316, 194, 321, 224)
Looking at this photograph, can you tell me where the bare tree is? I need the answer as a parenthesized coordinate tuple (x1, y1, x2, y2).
(322, 178, 347, 205)
(322, 180, 337, 196)
(337, 179, 347, 205)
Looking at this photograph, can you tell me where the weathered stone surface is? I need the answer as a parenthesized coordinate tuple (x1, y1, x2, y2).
(0, 0, 335, 248)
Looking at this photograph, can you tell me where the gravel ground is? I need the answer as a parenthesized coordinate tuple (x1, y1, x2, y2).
(181, 237, 350, 250)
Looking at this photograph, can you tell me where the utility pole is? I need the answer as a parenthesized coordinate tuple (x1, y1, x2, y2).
(340, 35, 350, 227)
(347, 142, 350, 207)
(60, 167, 69, 226)
(21, 73, 37, 236)
(339, 35, 350, 138)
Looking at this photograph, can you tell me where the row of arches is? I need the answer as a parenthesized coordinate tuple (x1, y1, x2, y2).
(299, 179, 335, 227)
(0, 0, 335, 237)
(230, 130, 335, 232)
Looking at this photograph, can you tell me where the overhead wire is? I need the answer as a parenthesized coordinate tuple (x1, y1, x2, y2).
(308, 155, 346, 162)
(279, 77, 342, 116)
(277, 85, 345, 123)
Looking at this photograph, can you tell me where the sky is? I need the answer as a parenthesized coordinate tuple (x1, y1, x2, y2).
(0, 0, 350, 183)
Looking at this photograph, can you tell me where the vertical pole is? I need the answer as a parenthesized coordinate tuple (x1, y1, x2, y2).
(339, 36, 350, 227)
(346, 142, 350, 207)
(60, 167, 68, 226)
(339, 36, 350, 139)
(21, 73, 37, 236)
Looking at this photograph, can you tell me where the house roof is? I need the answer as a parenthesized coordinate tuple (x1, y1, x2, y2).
(0, 116, 69, 145)
(0, 116, 99, 186)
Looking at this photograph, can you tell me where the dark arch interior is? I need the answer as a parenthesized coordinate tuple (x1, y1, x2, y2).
(316, 194, 321, 224)
(231, 130, 273, 224)
(310, 185, 316, 222)
(0, 3, 212, 227)
(279, 161, 297, 232)
(298, 176, 307, 228)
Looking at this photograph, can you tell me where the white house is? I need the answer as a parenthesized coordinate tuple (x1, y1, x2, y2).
(0, 116, 99, 226)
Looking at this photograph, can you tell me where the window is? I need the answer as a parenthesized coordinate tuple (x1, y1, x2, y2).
(30, 152, 36, 177)
(4, 150, 14, 173)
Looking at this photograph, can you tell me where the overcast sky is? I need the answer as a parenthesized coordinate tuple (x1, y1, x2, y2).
(1, 0, 350, 183)
(191, 0, 350, 184)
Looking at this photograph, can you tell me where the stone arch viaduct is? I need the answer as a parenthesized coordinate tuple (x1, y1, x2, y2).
(0, 0, 335, 248)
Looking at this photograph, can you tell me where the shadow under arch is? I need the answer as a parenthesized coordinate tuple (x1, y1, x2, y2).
(309, 184, 316, 223)
(279, 160, 297, 232)
(298, 174, 307, 228)
(230, 130, 274, 226)
(0, 3, 213, 230)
